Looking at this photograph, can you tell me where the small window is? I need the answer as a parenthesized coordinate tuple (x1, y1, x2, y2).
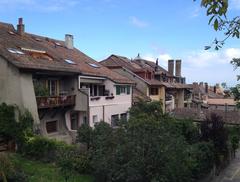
(150, 88, 159, 95)
(120, 113, 127, 121)
(93, 115, 98, 123)
(46, 121, 57, 133)
(65, 59, 76, 65)
(111, 114, 119, 127)
(116, 85, 131, 95)
(87, 63, 100, 68)
(70, 112, 79, 130)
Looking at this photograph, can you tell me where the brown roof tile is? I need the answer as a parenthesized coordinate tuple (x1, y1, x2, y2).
(0, 21, 132, 84)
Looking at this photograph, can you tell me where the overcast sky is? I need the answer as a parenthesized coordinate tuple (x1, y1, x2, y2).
(0, 0, 240, 86)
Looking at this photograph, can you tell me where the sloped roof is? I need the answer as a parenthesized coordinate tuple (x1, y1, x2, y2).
(0, 21, 132, 84)
(132, 87, 151, 103)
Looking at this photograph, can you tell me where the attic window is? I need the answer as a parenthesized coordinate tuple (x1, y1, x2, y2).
(88, 63, 100, 68)
(8, 31, 15, 35)
(34, 38, 42, 42)
(65, 59, 76, 65)
(7, 48, 24, 55)
(21, 47, 53, 61)
(55, 42, 62, 46)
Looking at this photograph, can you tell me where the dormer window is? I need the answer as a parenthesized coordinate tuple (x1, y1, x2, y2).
(21, 47, 53, 61)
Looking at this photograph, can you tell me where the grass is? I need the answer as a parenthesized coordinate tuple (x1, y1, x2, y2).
(9, 153, 94, 182)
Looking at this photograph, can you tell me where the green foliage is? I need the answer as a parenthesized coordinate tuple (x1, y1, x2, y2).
(0, 153, 14, 182)
(57, 146, 91, 181)
(10, 153, 93, 182)
(77, 124, 93, 149)
(76, 101, 217, 182)
(33, 81, 49, 96)
(0, 103, 18, 141)
(188, 142, 214, 180)
(21, 135, 69, 162)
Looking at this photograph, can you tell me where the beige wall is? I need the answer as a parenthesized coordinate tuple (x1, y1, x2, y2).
(113, 68, 149, 94)
(175, 89, 184, 108)
(0, 57, 39, 123)
(88, 79, 132, 127)
(149, 86, 166, 112)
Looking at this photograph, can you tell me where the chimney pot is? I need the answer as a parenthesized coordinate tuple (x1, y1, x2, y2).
(17, 17, 24, 36)
(65, 34, 74, 49)
(168, 60, 174, 75)
(205, 82, 208, 93)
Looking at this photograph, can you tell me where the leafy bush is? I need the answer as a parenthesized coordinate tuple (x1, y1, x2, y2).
(21, 136, 69, 162)
(57, 146, 91, 181)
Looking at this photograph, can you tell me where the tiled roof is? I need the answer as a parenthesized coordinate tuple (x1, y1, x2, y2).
(132, 87, 151, 103)
(0, 21, 132, 84)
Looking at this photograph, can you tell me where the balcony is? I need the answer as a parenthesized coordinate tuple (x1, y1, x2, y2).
(36, 95, 76, 109)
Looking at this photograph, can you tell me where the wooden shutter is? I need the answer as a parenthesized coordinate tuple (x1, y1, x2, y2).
(116, 85, 120, 95)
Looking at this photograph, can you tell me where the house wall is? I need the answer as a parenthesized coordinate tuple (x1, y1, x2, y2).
(175, 89, 185, 108)
(112, 68, 149, 95)
(88, 79, 132, 127)
(0, 57, 39, 123)
(149, 86, 166, 112)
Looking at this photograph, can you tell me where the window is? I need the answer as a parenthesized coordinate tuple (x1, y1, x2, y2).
(65, 59, 76, 65)
(83, 116, 88, 124)
(87, 63, 100, 68)
(150, 88, 158, 95)
(46, 121, 57, 133)
(70, 112, 79, 130)
(81, 84, 105, 97)
(120, 113, 127, 121)
(7, 48, 24, 55)
(48, 80, 58, 96)
(111, 114, 119, 127)
(116, 85, 130, 95)
(93, 115, 98, 123)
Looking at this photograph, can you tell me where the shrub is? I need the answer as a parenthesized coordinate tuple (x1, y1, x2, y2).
(57, 146, 91, 181)
(21, 136, 69, 162)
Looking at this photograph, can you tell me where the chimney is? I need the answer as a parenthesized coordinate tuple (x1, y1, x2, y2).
(213, 86, 217, 93)
(168, 60, 174, 75)
(175, 59, 181, 77)
(205, 82, 208, 93)
(65, 34, 74, 49)
(155, 58, 158, 71)
(17, 18, 25, 36)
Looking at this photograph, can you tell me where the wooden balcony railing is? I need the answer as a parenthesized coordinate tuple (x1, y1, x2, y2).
(36, 95, 76, 109)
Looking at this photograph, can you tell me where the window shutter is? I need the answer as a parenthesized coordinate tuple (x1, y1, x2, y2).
(116, 85, 120, 95)
(127, 85, 130, 94)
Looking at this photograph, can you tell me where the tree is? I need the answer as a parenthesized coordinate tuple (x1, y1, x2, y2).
(196, 0, 239, 50)
(197, 0, 240, 107)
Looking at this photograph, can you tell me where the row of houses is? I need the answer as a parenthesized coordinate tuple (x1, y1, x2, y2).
(0, 18, 236, 143)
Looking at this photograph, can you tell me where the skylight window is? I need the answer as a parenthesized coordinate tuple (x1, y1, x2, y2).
(8, 31, 15, 35)
(7, 48, 24, 55)
(65, 59, 76, 65)
(88, 63, 100, 68)
(55, 42, 62, 46)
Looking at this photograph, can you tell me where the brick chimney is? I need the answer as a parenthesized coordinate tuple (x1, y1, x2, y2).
(168, 60, 174, 75)
(17, 18, 25, 36)
(175, 59, 181, 77)
(65, 34, 74, 49)
(205, 82, 208, 93)
(213, 86, 217, 93)
(155, 58, 158, 71)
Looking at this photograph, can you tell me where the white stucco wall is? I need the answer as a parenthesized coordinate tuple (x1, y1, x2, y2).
(88, 79, 132, 127)
(0, 57, 39, 123)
